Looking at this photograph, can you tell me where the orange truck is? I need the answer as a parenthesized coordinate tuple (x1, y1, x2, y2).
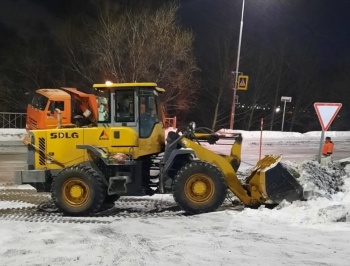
(26, 88, 98, 130)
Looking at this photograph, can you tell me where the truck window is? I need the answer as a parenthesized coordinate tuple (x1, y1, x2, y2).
(31, 93, 48, 111)
(55, 101, 64, 111)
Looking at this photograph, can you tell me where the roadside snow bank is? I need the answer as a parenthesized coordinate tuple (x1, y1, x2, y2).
(216, 129, 350, 140)
(0, 129, 26, 141)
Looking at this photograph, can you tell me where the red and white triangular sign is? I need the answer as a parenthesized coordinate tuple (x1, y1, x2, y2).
(314, 102, 342, 131)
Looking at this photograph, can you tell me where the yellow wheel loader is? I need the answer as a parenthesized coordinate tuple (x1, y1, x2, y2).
(15, 82, 303, 216)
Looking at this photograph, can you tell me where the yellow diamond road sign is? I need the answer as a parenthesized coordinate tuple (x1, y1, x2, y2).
(237, 75, 248, 90)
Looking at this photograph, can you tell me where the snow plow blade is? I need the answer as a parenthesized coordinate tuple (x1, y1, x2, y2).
(246, 156, 304, 204)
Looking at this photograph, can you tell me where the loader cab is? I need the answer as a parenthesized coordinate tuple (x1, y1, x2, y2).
(93, 82, 164, 138)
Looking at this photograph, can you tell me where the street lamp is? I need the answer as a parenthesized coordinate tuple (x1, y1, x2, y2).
(229, 0, 245, 129)
(281, 96, 292, 131)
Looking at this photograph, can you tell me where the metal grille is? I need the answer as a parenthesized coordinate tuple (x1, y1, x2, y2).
(38, 137, 46, 165)
(0, 112, 26, 128)
(27, 116, 37, 129)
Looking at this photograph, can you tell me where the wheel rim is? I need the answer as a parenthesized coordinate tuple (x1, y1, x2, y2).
(62, 178, 90, 207)
(184, 173, 215, 203)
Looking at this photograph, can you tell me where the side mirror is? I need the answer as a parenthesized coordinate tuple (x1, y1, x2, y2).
(49, 101, 55, 114)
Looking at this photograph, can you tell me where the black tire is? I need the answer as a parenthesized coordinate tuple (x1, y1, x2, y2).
(51, 165, 106, 216)
(173, 161, 227, 214)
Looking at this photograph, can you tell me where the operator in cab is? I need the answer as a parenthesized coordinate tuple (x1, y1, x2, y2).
(117, 96, 133, 122)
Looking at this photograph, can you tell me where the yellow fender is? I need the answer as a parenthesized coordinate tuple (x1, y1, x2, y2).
(180, 137, 257, 206)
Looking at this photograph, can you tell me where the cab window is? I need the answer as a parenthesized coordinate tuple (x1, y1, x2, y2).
(48, 101, 65, 114)
(139, 90, 160, 138)
(55, 101, 64, 111)
(31, 93, 48, 111)
(96, 90, 110, 123)
(116, 91, 134, 123)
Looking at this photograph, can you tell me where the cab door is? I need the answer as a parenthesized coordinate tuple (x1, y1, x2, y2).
(46, 100, 70, 128)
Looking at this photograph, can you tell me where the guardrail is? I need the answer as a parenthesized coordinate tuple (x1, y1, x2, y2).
(0, 112, 26, 128)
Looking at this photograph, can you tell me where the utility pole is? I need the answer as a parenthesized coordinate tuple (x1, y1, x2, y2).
(229, 0, 245, 129)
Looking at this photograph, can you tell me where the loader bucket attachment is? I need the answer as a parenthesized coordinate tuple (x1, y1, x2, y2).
(263, 162, 304, 203)
(246, 156, 304, 204)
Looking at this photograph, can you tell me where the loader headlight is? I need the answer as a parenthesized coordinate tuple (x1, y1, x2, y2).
(189, 121, 196, 132)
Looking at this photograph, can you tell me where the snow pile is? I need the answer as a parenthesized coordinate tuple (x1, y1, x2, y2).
(239, 175, 350, 225)
(283, 160, 347, 199)
(277, 177, 350, 224)
(235, 158, 350, 224)
(299, 161, 346, 197)
(265, 160, 350, 225)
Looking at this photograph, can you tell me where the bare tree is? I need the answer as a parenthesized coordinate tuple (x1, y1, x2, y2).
(58, 1, 199, 118)
(288, 55, 320, 132)
(0, 39, 64, 111)
(200, 37, 235, 130)
(268, 38, 293, 131)
(238, 47, 278, 130)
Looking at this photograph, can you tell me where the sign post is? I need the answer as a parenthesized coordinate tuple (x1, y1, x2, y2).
(314, 102, 342, 163)
(317, 130, 326, 164)
(281, 96, 292, 131)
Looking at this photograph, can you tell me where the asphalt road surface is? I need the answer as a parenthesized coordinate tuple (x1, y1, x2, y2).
(0, 153, 27, 184)
(0, 141, 26, 185)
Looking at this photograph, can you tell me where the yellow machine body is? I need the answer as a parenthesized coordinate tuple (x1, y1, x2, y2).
(30, 122, 164, 170)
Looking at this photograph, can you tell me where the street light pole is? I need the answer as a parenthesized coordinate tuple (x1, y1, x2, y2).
(229, 0, 245, 130)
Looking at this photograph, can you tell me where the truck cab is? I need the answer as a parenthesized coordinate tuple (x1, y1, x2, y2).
(26, 89, 72, 130)
(26, 88, 97, 130)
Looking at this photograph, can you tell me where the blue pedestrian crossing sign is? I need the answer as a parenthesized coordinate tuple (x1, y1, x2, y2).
(237, 75, 248, 90)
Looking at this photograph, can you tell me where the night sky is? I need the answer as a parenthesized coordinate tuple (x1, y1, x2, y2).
(179, 0, 350, 69)
(1, 0, 350, 130)
(1, 0, 349, 67)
